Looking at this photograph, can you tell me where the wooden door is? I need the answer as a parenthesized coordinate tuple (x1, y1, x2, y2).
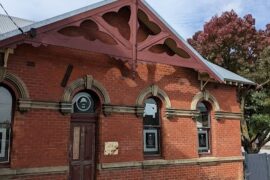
(70, 116, 96, 180)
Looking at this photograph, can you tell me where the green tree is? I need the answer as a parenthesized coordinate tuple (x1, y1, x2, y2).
(188, 10, 270, 153)
(242, 47, 270, 153)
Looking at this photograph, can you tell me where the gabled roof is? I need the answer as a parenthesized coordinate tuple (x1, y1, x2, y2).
(0, 0, 255, 86)
(0, 14, 34, 34)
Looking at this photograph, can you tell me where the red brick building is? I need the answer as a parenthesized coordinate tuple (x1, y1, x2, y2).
(0, 0, 255, 179)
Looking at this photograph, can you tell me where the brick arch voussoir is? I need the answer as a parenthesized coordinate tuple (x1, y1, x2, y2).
(0, 71, 30, 112)
(190, 91, 221, 111)
(136, 84, 171, 109)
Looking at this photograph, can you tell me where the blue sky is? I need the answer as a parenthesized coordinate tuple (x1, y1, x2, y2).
(1, 0, 270, 39)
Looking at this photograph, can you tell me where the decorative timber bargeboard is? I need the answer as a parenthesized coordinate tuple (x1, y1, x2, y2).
(0, 0, 222, 81)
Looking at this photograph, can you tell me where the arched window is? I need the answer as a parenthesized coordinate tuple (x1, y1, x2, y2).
(72, 92, 95, 113)
(0, 86, 13, 162)
(143, 98, 161, 155)
(196, 102, 211, 153)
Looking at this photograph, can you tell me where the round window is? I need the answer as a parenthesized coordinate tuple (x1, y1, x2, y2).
(72, 92, 94, 113)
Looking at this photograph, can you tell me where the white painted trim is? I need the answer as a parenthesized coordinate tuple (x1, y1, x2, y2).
(143, 129, 158, 152)
(0, 128, 6, 158)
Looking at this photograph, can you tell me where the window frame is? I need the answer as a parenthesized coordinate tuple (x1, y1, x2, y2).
(196, 101, 211, 154)
(0, 85, 15, 165)
(143, 97, 162, 157)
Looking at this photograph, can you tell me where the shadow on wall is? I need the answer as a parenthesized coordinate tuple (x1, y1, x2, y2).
(106, 60, 197, 99)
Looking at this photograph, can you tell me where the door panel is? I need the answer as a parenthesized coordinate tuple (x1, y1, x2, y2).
(84, 125, 94, 161)
(84, 165, 93, 180)
(72, 127, 81, 160)
(70, 119, 96, 180)
(70, 165, 80, 180)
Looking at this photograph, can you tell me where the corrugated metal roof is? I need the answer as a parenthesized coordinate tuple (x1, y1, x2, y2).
(0, 14, 34, 34)
(202, 59, 256, 85)
(0, 0, 256, 85)
(0, 0, 116, 41)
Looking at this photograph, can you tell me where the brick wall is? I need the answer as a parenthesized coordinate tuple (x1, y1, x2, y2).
(1, 44, 243, 179)
(11, 110, 69, 168)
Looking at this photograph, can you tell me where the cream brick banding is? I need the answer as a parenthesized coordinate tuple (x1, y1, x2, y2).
(215, 111, 242, 120)
(0, 166, 68, 177)
(97, 156, 244, 170)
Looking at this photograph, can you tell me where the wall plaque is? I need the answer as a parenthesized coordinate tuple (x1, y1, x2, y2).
(104, 142, 119, 156)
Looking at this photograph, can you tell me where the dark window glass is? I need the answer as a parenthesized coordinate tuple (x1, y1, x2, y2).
(196, 102, 210, 153)
(143, 98, 160, 155)
(196, 102, 210, 128)
(0, 53, 4, 66)
(0, 86, 12, 162)
(72, 92, 95, 113)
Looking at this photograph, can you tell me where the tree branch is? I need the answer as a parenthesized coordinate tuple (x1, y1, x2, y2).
(260, 133, 270, 147)
(257, 129, 270, 147)
(256, 78, 270, 89)
(240, 96, 251, 141)
(250, 133, 260, 144)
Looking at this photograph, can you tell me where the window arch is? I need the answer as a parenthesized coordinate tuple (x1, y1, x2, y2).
(196, 101, 211, 154)
(191, 91, 220, 111)
(143, 97, 161, 155)
(136, 85, 171, 109)
(0, 86, 13, 162)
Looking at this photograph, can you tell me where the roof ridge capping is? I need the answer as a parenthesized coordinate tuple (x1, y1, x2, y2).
(140, 0, 255, 86)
